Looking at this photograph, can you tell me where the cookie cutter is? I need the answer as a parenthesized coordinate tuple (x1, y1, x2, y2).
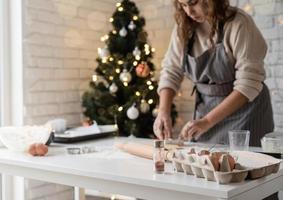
(66, 146, 96, 155)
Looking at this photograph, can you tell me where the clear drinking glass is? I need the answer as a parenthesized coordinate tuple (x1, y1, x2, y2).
(228, 130, 250, 151)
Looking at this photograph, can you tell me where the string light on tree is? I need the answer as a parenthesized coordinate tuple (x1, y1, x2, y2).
(116, 2, 121, 7)
(144, 44, 151, 55)
(100, 35, 109, 42)
(118, 106, 123, 112)
(148, 99, 153, 104)
(133, 15, 138, 20)
(92, 75, 98, 82)
(112, 30, 117, 34)
(135, 91, 141, 96)
(109, 18, 114, 22)
(118, 6, 124, 12)
(148, 85, 154, 90)
(115, 68, 121, 73)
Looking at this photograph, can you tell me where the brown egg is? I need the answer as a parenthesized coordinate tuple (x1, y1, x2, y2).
(211, 152, 225, 161)
(208, 155, 220, 171)
(35, 143, 48, 156)
(28, 144, 37, 156)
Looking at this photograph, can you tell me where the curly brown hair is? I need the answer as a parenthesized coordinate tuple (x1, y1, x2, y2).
(174, 0, 237, 47)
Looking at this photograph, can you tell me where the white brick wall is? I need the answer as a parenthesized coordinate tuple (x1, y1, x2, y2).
(22, 0, 283, 199)
(22, 0, 114, 199)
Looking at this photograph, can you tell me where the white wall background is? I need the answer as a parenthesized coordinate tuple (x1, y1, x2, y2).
(22, 0, 114, 199)
(23, 0, 114, 127)
(22, 0, 283, 199)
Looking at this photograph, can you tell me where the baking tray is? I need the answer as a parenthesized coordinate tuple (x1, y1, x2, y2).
(52, 125, 118, 143)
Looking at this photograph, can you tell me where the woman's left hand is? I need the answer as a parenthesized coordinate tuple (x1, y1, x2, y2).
(179, 118, 213, 141)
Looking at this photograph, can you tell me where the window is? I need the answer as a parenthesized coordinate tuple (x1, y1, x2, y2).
(0, 0, 23, 127)
(0, 0, 11, 126)
(0, 0, 25, 197)
(0, 0, 3, 125)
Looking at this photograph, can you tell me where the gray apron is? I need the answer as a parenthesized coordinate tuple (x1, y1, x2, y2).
(182, 23, 274, 146)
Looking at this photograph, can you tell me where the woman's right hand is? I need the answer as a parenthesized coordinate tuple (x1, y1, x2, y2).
(153, 111, 172, 140)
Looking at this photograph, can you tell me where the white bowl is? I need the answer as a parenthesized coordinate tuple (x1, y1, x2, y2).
(0, 125, 52, 152)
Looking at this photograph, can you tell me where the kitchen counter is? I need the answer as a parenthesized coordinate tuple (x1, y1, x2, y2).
(0, 137, 282, 200)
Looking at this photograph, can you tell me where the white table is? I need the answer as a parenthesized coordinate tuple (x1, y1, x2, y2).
(0, 137, 282, 200)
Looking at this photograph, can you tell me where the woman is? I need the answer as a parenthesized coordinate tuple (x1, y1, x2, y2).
(154, 0, 274, 147)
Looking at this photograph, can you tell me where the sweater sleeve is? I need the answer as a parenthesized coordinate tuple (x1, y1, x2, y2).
(157, 25, 184, 94)
(230, 12, 267, 102)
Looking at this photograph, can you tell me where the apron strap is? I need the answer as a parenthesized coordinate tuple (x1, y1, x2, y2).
(216, 21, 225, 44)
(182, 31, 195, 72)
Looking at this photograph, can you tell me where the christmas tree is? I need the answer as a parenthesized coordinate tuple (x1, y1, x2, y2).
(82, 0, 177, 138)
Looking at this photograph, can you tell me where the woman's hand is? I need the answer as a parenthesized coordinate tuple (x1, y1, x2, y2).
(179, 117, 213, 141)
(153, 111, 172, 140)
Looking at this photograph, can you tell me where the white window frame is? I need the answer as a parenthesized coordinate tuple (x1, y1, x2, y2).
(0, 0, 24, 199)
(0, 0, 10, 126)
(0, 0, 23, 127)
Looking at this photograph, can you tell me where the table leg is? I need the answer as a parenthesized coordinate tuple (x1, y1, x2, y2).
(74, 187, 85, 200)
(1, 175, 24, 200)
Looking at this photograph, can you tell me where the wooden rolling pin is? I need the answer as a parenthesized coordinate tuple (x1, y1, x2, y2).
(115, 142, 174, 161)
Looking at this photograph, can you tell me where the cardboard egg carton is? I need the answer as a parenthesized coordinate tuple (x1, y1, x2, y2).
(172, 148, 281, 184)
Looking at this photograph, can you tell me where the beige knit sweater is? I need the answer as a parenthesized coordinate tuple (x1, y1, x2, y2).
(157, 9, 267, 102)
